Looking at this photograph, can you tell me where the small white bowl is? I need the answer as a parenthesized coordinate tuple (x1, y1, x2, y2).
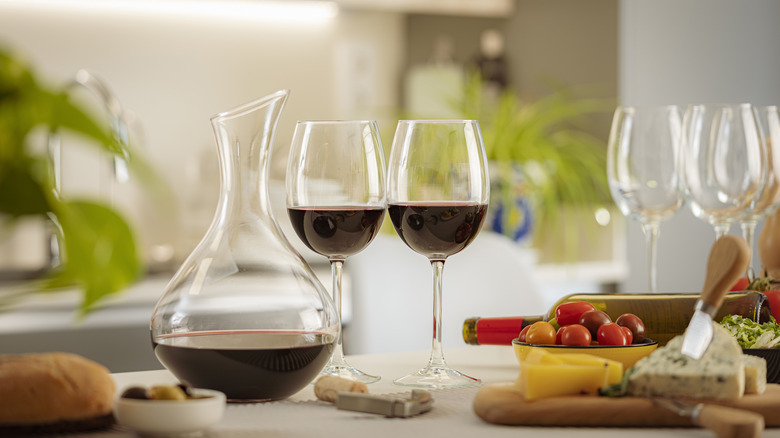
(114, 388, 226, 436)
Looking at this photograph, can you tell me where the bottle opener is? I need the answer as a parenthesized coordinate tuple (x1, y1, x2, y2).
(336, 390, 434, 418)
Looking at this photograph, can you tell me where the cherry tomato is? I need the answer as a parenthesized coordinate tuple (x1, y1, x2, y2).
(559, 324, 592, 346)
(730, 277, 750, 291)
(579, 310, 612, 338)
(615, 313, 646, 344)
(525, 321, 557, 345)
(597, 322, 628, 346)
(620, 326, 633, 344)
(555, 301, 596, 327)
(518, 325, 531, 343)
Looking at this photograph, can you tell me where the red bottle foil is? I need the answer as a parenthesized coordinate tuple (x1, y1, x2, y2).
(470, 317, 531, 345)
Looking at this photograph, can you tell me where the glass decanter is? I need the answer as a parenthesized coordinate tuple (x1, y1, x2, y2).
(150, 90, 339, 402)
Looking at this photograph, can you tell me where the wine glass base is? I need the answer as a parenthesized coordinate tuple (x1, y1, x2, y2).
(393, 365, 480, 389)
(319, 363, 381, 384)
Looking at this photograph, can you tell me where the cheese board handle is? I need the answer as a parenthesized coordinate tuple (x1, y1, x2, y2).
(696, 404, 764, 438)
(701, 235, 751, 310)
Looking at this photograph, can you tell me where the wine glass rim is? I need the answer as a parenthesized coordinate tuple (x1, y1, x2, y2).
(685, 102, 755, 109)
(616, 104, 680, 110)
(398, 119, 478, 123)
(296, 120, 378, 124)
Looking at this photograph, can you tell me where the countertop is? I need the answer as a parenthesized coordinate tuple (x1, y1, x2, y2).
(63, 346, 780, 438)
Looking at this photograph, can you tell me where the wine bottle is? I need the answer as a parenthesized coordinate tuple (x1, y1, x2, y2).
(463, 291, 770, 346)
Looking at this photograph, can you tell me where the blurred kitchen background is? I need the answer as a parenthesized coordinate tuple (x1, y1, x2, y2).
(1, 0, 779, 372)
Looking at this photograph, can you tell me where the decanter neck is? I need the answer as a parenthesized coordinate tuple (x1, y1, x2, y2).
(209, 90, 289, 222)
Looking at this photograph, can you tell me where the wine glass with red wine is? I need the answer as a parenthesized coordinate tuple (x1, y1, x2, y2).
(286, 120, 386, 384)
(387, 120, 489, 388)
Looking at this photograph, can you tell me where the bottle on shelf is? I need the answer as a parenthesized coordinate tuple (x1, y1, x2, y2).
(463, 291, 770, 346)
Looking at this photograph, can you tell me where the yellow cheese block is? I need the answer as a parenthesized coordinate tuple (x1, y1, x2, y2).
(523, 348, 561, 364)
(515, 349, 624, 401)
(518, 363, 611, 400)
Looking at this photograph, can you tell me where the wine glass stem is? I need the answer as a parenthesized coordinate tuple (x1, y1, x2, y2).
(714, 225, 729, 240)
(330, 259, 347, 366)
(741, 221, 757, 277)
(428, 259, 446, 368)
(641, 222, 661, 294)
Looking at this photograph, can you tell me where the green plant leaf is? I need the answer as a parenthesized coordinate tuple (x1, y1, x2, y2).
(41, 200, 142, 315)
(0, 158, 50, 216)
(0, 46, 159, 315)
(48, 90, 126, 157)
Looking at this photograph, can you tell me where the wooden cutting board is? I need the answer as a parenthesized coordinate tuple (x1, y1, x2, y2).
(473, 383, 780, 427)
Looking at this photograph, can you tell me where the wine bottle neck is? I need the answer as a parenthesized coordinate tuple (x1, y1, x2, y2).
(463, 316, 544, 345)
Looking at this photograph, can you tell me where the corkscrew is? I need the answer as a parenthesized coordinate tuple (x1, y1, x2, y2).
(336, 390, 434, 418)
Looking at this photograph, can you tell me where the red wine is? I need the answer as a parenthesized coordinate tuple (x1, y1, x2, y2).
(287, 206, 384, 258)
(153, 330, 335, 401)
(388, 202, 487, 259)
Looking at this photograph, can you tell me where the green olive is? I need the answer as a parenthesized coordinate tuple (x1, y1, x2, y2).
(150, 385, 187, 401)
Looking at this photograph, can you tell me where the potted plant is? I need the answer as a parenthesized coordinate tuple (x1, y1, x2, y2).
(0, 47, 144, 315)
(457, 74, 613, 263)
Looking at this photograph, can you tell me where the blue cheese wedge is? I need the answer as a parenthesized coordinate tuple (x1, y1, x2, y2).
(627, 324, 745, 399)
(743, 354, 767, 395)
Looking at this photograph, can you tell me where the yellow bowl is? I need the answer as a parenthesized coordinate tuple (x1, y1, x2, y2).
(512, 338, 658, 369)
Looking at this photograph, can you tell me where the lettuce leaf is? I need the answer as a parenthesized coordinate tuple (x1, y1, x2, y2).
(719, 314, 780, 349)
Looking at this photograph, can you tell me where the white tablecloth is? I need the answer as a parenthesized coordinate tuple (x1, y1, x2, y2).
(70, 346, 780, 438)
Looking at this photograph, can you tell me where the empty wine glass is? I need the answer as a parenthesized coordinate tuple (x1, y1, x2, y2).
(607, 105, 684, 293)
(286, 120, 386, 383)
(680, 103, 766, 239)
(387, 120, 489, 388)
(741, 106, 780, 275)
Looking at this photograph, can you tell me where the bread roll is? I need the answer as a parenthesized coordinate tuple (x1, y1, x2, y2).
(0, 352, 115, 429)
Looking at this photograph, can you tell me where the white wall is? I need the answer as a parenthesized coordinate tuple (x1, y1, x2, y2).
(618, 0, 780, 293)
(0, 3, 404, 267)
(0, 3, 407, 365)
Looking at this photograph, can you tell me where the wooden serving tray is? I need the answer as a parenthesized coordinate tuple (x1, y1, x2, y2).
(473, 383, 780, 427)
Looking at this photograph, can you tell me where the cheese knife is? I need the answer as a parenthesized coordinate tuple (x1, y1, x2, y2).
(681, 235, 751, 359)
(651, 396, 764, 438)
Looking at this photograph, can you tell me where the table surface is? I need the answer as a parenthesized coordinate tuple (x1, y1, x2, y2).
(61, 345, 780, 438)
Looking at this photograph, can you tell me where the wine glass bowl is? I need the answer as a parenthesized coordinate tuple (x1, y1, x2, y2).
(286, 120, 386, 384)
(753, 106, 780, 215)
(607, 105, 684, 293)
(387, 120, 489, 388)
(680, 103, 766, 239)
(742, 106, 780, 273)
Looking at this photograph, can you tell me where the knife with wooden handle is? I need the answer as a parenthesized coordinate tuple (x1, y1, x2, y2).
(651, 397, 764, 438)
(681, 235, 751, 359)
